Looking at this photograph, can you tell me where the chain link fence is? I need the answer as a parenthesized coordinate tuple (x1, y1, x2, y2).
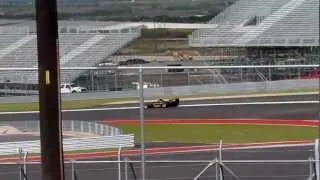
(0, 140, 318, 180)
(0, 65, 319, 99)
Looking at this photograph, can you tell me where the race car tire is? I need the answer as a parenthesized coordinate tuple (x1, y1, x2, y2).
(161, 103, 167, 108)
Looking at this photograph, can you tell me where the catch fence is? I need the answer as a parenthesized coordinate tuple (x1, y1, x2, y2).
(0, 65, 318, 97)
(0, 139, 319, 180)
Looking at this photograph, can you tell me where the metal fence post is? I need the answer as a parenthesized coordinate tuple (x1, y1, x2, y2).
(18, 147, 22, 180)
(71, 120, 74, 132)
(129, 161, 138, 180)
(111, 126, 114, 136)
(90, 70, 94, 91)
(80, 121, 84, 133)
(212, 72, 215, 84)
(187, 71, 190, 86)
(105, 126, 108, 136)
(118, 146, 123, 180)
(315, 138, 319, 180)
(219, 140, 223, 180)
(124, 158, 128, 180)
(139, 65, 145, 180)
(160, 70, 163, 87)
(240, 67, 243, 82)
(88, 122, 91, 134)
(219, 140, 222, 162)
(95, 123, 98, 134)
(115, 70, 118, 91)
(100, 124, 103, 135)
(71, 160, 75, 180)
(215, 160, 218, 180)
(23, 151, 28, 180)
(17, 148, 28, 180)
(309, 157, 315, 179)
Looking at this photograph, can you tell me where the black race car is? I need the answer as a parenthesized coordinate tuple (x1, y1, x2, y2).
(144, 98, 180, 109)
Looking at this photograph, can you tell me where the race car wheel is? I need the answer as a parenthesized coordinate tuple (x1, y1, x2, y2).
(161, 103, 167, 108)
(144, 105, 148, 109)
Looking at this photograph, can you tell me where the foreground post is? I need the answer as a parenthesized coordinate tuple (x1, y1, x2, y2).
(139, 66, 145, 180)
(23, 151, 28, 180)
(315, 139, 319, 180)
(118, 146, 122, 180)
(35, 0, 65, 179)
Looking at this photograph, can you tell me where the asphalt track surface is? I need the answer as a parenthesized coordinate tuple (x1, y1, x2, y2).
(0, 94, 319, 180)
(0, 94, 319, 121)
(0, 134, 39, 142)
(98, 94, 319, 108)
(0, 146, 315, 180)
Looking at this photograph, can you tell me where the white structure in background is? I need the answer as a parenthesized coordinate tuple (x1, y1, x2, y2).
(132, 82, 160, 90)
(60, 83, 87, 93)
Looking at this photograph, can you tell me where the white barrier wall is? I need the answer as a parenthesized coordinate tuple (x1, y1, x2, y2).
(0, 134, 135, 155)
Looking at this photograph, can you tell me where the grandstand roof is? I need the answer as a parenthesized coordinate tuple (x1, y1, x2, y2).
(0, 19, 218, 33)
(189, 0, 319, 47)
(0, 20, 123, 33)
(99, 22, 218, 30)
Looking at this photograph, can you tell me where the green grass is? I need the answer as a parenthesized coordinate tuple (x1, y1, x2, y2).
(0, 98, 136, 112)
(116, 124, 318, 144)
(0, 124, 316, 159)
(118, 28, 211, 55)
(0, 102, 39, 112)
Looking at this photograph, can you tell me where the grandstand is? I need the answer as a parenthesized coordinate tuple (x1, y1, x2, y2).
(0, 0, 319, 93)
(0, 20, 141, 86)
(189, 0, 319, 47)
(188, 0, 319, 82)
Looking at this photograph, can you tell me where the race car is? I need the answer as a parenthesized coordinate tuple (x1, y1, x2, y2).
(144, 98, 180, 109)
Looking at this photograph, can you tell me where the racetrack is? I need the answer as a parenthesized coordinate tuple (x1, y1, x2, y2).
(0, 94, 319, 180)
(0, 94, 318, 121)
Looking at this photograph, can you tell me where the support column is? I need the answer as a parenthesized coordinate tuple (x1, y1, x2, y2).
(35, 0, 65, 179)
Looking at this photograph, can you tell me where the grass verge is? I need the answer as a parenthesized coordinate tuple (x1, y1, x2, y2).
(115, 124, 318, 144)
(0, 124, 316, 159)
(0, 98, 136, 112)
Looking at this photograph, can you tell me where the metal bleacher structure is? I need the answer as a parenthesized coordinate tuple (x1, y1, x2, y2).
(92, 0, 319, 90)
(0, 0, 319, 94)
(189, 0, 319, 47)
(187, 0, 319, 83)
(0, 20, 141, 86)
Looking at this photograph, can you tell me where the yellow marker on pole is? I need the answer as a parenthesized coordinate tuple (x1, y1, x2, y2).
(45, 70, 50, 85)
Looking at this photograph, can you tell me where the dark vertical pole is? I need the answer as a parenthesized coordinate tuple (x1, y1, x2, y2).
(35, 0, 65, 180)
